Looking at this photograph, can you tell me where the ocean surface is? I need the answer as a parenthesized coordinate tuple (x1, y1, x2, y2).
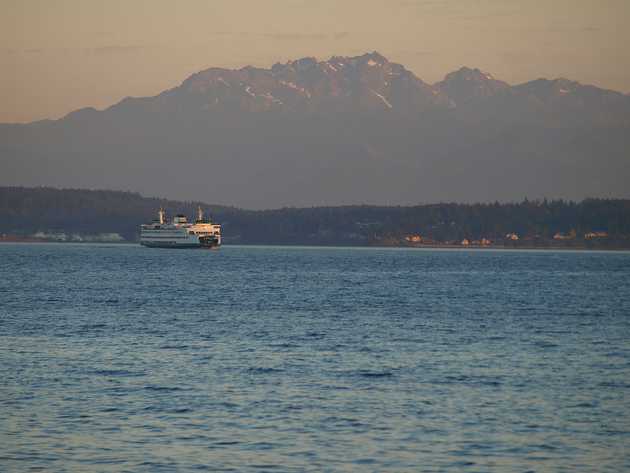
(1, 243, 629, 472)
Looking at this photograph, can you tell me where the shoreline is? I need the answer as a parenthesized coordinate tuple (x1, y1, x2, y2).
(2, 239, 629, 251)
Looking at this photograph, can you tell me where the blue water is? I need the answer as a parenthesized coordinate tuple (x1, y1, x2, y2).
(1, 244, 629, 472)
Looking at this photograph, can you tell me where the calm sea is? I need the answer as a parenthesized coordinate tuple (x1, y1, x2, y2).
(1, 243, 629, 472)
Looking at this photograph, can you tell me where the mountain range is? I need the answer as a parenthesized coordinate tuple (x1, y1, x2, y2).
(1, 52, 629, 209)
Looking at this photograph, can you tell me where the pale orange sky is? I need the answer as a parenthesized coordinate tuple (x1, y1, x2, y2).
(1, 0, 629, 123)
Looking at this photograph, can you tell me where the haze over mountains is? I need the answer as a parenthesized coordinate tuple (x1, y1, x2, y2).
(1, 52, 629, 209)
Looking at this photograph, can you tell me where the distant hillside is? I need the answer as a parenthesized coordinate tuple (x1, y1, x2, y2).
(0, 187, 233, 241)
(2, 187, 630, 247)
(1, 52, 629, 209)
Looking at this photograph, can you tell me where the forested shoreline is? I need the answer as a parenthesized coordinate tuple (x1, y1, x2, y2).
(1, 187, 629, 248)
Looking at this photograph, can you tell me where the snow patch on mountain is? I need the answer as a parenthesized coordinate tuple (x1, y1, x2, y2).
(369, 89, 393, 109)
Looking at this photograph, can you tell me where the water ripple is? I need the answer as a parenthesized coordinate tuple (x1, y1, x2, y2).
(1, 244, 629, 472)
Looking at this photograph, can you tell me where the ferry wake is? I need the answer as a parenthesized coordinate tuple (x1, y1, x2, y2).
(140, 207, 221, 248)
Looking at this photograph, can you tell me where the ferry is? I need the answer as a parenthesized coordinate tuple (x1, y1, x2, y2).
(140, 207, 221, 248)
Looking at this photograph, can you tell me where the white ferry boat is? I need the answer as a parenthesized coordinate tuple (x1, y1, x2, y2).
(140, 207, 221, 248)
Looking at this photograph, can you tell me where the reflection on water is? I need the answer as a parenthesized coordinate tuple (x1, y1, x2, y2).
(1, 244, 629, 471)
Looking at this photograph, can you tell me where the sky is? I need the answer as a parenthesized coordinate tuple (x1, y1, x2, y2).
(1, 0, 629, 123)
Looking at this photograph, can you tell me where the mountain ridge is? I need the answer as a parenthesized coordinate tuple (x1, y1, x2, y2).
(8, 51, 623, 125)
(1, 52, 629, 209)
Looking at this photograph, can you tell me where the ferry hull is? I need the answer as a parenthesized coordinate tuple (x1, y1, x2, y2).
(140, 241, 204, 249)
(139, 237, 220, 249)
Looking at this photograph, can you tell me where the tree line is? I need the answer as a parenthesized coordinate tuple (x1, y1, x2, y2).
(1, 187, 629, 247)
